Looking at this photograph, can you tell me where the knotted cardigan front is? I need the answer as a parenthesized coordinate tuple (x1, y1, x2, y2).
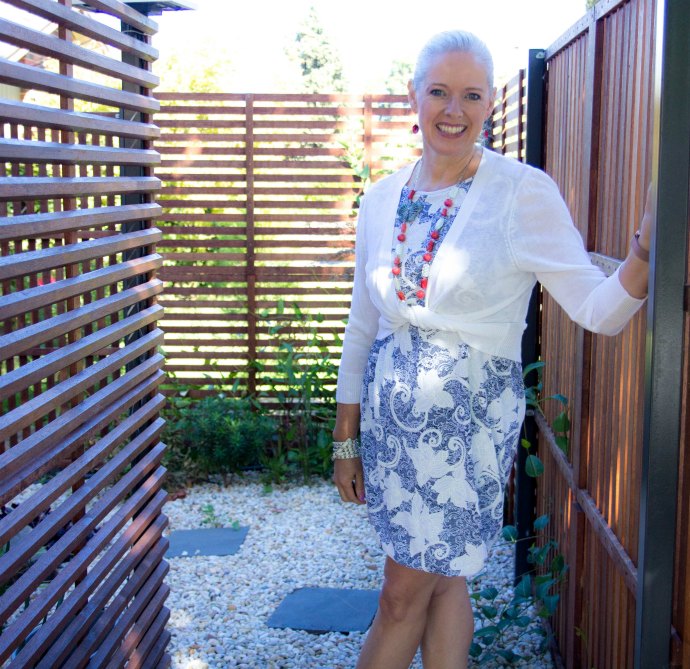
(336, 148, 645, 404)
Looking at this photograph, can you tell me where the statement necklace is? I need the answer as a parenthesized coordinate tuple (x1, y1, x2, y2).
(392, 149, 476, 302)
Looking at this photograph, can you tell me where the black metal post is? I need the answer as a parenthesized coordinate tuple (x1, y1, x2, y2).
(514, 48, 546, 582)
(634, 1, 690, 667)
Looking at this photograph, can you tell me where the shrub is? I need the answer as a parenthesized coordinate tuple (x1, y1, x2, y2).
(162, 394, 276, 484)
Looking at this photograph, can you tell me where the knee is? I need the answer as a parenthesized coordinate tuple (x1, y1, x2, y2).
(377, 581, 427, 625)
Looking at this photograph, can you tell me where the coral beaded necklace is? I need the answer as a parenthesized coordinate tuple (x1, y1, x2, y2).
(393, 148, 477, 302)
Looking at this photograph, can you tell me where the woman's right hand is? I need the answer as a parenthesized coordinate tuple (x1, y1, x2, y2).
(333, 457, 366, 505)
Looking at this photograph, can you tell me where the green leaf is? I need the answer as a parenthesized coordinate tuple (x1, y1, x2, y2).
(555, 434, 569, 454)
(515, 574, 532, 598)
(469, 642, 483, 658)
(480, 605, 498, 619)
(521, 438, 532, 450)
(479, 586, 499, 601)
(497, 649, 521, 663)
(533, 514, 550, 531)
(548, 393, 569, 406)
(525, 454, 544, 477)
(474, 625, 500, 638)
(542, 593, 560, 614)
(552, 410, 571, 433)
(536, 578, 556, 599)
(502, 525, 518, 542)
(522, 360, 545, 378)
(551, 554, 566, 575)
(516, 615, 531, 627)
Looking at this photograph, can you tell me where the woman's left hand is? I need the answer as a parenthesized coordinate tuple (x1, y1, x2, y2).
(333, 457, 366, 505)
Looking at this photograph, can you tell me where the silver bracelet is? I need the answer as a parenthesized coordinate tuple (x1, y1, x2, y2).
(331, 437, 361, 460)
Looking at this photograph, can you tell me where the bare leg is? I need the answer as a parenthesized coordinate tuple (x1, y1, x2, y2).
(420, 576, 474, 669)
(356, 557, 442, 669)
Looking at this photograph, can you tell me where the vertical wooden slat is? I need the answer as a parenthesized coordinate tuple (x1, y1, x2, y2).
(245, 94, 257, 396)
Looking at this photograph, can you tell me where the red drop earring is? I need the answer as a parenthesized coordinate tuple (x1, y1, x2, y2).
(412, 123, 420, 134)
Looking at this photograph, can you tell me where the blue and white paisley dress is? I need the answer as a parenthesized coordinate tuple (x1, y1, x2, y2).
(360, 180, 525, 577)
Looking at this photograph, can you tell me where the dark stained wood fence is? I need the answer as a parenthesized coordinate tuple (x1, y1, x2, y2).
(493, 0, 690, 667)
(0, 0, 169, 666)
(154, 93, 420, 400)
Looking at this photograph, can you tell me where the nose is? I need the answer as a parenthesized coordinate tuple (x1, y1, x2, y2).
(446, 95, 464, 116)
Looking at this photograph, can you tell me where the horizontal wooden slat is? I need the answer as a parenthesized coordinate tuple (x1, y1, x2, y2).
(0, 58, 159, 114)
(92, 578, 169, 668)
(0, 100, 159, 140)
(59, 534, 168, 667)
(121, 604, 170, 669)
(10, 493, 167, 668)
(3, 0, 158, 60)
(0, 228, 162, 280)
(0, 253, 161, 320)
(0, 418, 165, 584)
(0, 455, 166, 664)
(0, 303, 163, 399)
(0, 332, 164, 442)
(1, 279, 163, 360)
(0, 138, 160, 166)
(0, 17, 158, 88)
(0, 365, 165, 505)
(155, 172, 358, 184)
(0, 202, 162, 240)
(0, 424, 164, 657)
(0, 399, 164, 547)
(160, 186, 356, 196)
(0, 176, 160, 200)
(0, 368, 164, 504)
(76, 0, 158, 35)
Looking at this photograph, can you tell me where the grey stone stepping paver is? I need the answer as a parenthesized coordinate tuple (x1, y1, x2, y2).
(165, 527, 249, 558)
(267, 587, 379, 634)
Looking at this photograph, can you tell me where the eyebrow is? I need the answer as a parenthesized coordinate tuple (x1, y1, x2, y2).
(427, 83, 485, 92)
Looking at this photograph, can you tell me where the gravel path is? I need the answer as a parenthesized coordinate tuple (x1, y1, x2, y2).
(164, 475, 555, 669)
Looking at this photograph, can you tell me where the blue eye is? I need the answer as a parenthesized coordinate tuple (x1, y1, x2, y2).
(429, 88, 446, 97)
(466, 92, 482, 101)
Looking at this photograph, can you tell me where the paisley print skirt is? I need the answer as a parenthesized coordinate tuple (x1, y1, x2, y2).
(360, 324, 525, 577)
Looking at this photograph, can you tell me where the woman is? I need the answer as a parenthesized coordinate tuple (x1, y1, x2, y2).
(332, 31, 652, 669)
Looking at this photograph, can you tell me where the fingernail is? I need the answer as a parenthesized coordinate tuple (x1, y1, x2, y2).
(359, 493, 365, 502)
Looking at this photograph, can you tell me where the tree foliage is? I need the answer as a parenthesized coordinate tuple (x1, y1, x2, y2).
(286, 6, 347, 93)
(385, 59, 414, 95)
(153, 46, 235, 93)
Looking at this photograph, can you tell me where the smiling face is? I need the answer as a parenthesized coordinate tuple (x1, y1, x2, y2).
(408, 50, 495, 164)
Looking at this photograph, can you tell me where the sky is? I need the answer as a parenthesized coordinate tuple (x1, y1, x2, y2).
(153, 0, 589, 92)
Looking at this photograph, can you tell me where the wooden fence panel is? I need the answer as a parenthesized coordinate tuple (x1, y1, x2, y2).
(0, 1, 168, 666)
(534, 0, 684, 667)
(154, 93, 420, 401)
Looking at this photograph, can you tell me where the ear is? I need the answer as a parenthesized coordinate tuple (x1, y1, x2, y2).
(407, 79, 418, 113)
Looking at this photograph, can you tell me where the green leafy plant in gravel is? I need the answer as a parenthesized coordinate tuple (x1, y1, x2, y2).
(162, 391, 276, 485)
(469, 361, 570, 664)
(255, 300, 340, 483)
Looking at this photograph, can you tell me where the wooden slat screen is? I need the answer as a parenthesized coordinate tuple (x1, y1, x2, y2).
(491, 69, 525, 162)
(0, 0, 169, 667)
(528, 0, 683, 667)
(154, 93, 420, 400)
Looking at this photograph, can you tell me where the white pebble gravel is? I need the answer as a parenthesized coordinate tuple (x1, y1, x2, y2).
(164, 474, 555, 669)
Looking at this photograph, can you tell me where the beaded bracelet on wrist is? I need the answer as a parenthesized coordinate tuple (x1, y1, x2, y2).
(331, 437, 360, 460)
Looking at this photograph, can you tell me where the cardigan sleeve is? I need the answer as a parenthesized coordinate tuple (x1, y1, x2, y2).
(336, 195, 381, 403)
(508, 168, 645, 335)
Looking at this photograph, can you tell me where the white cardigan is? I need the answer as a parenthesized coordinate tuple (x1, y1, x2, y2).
(336, 148, 645, 404)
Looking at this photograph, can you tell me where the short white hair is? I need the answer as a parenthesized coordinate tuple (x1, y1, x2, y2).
(413, 30, 494, 92)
